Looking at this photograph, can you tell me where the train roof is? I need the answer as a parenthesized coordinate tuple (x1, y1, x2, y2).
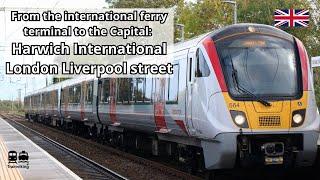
(170, 23, 294, 52)
(59, 75, 96, 88)
(173, 32, 211, 52)
(25, 75, 96, 97)
(209, 23, 294, 41)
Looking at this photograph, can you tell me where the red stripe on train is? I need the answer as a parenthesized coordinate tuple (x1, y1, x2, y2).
(154, 102, 167, 130)
(202, 37, 227, 92)
(295, 38, 309, 91)
(174, 120, 188, 135)
(154, 78, 167, 131)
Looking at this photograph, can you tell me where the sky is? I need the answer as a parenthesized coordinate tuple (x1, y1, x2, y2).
(0, 0, 108, 100)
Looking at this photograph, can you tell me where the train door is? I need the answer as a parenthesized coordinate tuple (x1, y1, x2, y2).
(58, 88, 61, 118)
(80, 81, 86, 121)
(92, 79, 100, 123)
(186, 47, 198, 135)
(154, 77, 167, 132)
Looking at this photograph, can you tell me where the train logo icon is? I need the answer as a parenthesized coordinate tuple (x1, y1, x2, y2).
(8, 151, 18, 163)
(8, 150, 29, 164)
(18, 151, 29, 162)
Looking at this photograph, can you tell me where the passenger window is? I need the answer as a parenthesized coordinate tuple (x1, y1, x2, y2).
(166, 64, 179, 104)
(61, 89, 65, 104)
(117, 78, 133, 104)
(196, 49, 210, 77)
(85, 81, 93, 104)
(76, 85, 81, 103)
(145, 78, 152, 103)
(64, 88, 68, 104)
(134, 78, 144, 102)
(100, 79, 110, 103)
(54, 90, 58, 107)
(72, 85, 81, 104)
(43, 94, 45, 106)
(69, 87, 73, 103)
(45, 92, 50, 106)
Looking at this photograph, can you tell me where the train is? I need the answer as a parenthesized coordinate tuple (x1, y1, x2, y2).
(24, 23, 320, 175)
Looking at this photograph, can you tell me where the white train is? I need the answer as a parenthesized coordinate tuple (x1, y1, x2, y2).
(25, 23, 320, 174)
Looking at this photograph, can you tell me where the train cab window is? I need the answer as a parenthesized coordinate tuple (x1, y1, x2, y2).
(166, 64, 179, 104)
(85, 81, 93, 104)
(100, 79, 110, 103)
(216, 34, 300, 100)
(195, 49, 210, 77)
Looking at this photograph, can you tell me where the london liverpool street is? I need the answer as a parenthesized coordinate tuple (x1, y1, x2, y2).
(6, 61, 127, 77)
(6, 61, 172, 77)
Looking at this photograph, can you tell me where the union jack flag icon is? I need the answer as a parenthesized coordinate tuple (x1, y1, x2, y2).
(274, 9, 309, 28)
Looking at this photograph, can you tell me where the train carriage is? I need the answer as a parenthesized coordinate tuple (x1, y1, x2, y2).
(25, 23, 320, 173)
(59, 76, 101, 132)
(43, 84, 61, 125)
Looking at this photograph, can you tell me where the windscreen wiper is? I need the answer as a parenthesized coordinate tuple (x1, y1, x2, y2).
(230, 58, 271, 107)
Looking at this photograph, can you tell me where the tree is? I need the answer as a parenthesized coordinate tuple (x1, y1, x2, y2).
(106, 0, 182, 8)
(176, 0, 233, 39)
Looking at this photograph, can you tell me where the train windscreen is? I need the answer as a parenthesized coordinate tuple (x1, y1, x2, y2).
(216, 34, 301, 100)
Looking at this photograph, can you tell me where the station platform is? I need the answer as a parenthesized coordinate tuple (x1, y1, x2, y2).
(0, 117, 81, 180)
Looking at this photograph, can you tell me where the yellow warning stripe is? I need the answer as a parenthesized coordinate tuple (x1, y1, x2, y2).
(0, 136, 23, 180)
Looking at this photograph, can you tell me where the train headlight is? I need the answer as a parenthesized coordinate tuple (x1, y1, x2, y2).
(235, 115, 246, 125)
(291, 109, 306, 127)
(293, 114, 302, 124)
(230, 111, 248, 128)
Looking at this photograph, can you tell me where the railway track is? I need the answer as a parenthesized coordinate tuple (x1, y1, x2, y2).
(0, 113, 127, 180)
(1, 113, 200, 180)
(3, 113, 320, 180)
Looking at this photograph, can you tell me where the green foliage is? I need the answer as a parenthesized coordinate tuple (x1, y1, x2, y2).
(176, 0, 232, 39)
(0, 100, 23, 112)
(106, 0, 182, 8)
